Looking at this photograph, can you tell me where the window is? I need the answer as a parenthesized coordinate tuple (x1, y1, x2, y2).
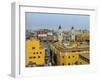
(73, 56, 75, 58)
(68, 63, 70, 65)
(62, 56, 64, 58)
(33, 56, 36, 58)
(75, 61, 78, 65)
(37, 52, 38, 54)
(33, 52, 35, 54)
(62, 63, 64, 65)
(32, 47, 35, 49)
(38, 56, 40, 58)
(68, 56, 70, 58)
(40, 52, 42, 54)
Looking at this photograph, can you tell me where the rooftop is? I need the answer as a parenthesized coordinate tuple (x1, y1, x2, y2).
(52, 42, 89, 53)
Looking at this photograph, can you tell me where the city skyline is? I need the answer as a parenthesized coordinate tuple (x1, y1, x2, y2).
(26, 12, 89, 31)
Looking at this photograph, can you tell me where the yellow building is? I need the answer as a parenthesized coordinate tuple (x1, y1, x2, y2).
(26, 38, 45, 67)
(76, 32, 89, 41)
(50, 42, 89, 66)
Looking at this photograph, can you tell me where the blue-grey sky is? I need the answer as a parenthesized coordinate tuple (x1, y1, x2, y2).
(26, 12, 89, 31)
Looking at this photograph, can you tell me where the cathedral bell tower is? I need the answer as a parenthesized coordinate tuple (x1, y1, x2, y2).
(57, 25, 63, 44)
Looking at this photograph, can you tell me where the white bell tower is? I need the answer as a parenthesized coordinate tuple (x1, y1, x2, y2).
(71, 27, 75, 41)
(58, 25, 63, 43)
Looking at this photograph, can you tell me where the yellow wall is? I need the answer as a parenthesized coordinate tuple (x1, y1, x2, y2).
(56, 52, 79, 65)
(50, 43, 89, 66)
(26, 39, 45, 66)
